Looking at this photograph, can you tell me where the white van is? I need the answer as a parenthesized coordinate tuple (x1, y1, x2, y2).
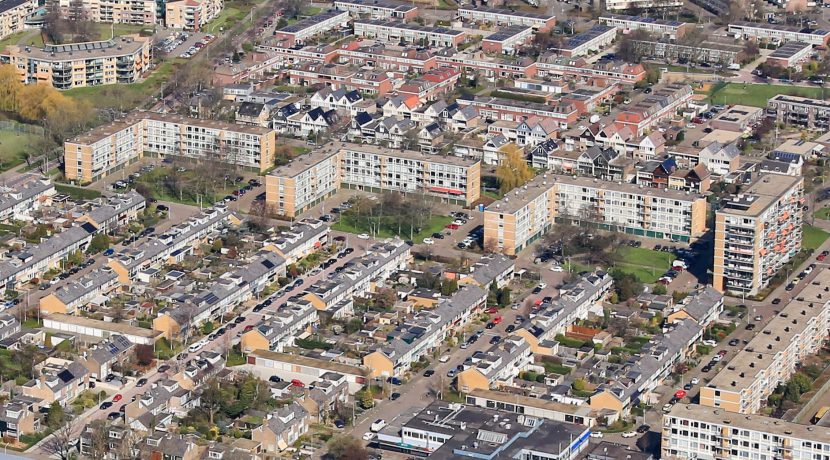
(188, 341, 204, 353)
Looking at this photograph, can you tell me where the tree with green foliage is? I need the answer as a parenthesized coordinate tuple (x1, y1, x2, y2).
(611, 270, 643, 301)
(440, 278, 459, 296)
(201, 321, 214, 335)
(86, 233, 110, 254)
(360, 388, 375, 409)
(652, 284, 667, 295)
(46, 401, 64, 429)
(497, 287, 511, 307)
(346, 318, 363, 334)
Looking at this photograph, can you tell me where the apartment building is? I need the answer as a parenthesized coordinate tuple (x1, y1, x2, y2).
(333, 0, 417, 20)
(153, 251, 286, 339)
(0, 0, 37, 40)
(57, 0, 155, 24)
(240, 304, 317, 353)
(165, 0, 223, 31)
(663, 404, 830, 460)
(64, 111, 276, 183)
(109, 206, 233, 283)
(2, 35, 152, 90)
(457, 335, 533, 393)
(484, 174, 707, 255)
(729, 21, 830, 46)
(536, 55, 646, 84)
(632, 36, 744, 66)
(701, 269, 830, 414)
(481, 26, 535, 54)
(273, 10, 350, 47)
(604, 0, 682, 10)
(616, 84, 693, 135)
(265, 143, 481, 217)
(550, 25, 617, 58)
(0, 193, 144, 292)
(713, 174, 804, 296)
(599, 15, 689, 40)
(766, 41, 812, 69)
(465, 389, 607, 427)
(767, 94, 830, 130)
(0, 174, 55, 222)
(354, 20, 466, 48)
(363, 285, 488, 378)
(457, 7, 557, 32)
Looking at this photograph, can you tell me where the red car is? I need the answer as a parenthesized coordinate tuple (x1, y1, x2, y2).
(113, 394, 123, 402)
(819, 254, 827, 262)
(244, 325, 254, 332)
(445, 224, 460, 230)
(291, 379, 305, 388)
(492, 316, 503, 325)
(485, 307, 498, 314)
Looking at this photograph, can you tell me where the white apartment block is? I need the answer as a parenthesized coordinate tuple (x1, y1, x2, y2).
(729, 21, 830, 46)
(353, 20, 466, 48)
(273, 11, 350, 47)
(663, 404, 830, 460)
(599, 15, 689, 40)
(58, 0, 156, 24)
(554, 25, 617, 58)
(604, 0, 683, 10)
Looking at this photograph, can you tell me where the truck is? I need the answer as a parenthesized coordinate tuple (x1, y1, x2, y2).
(728, 63, 741, 71)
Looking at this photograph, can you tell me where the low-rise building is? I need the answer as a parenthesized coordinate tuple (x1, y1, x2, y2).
(729, 21, 830, 46)
(709, 105, 764, 132)
(599, 15, 689, 39)
(465, 389, 611, 427)
(333, 0, 417, 20)
(247, 349, 369, 393)
(766, 41, 813, 69)
(457, 335, 533, 393)
(604, 0, 682, 11)
(262, 218, 329, 264)
(43, 313, 162, 345)
(240, 304, 317, 353)
(354, 20, 466, 48)
(40, 267, 119, 315)
(0, 174, 55, 222)
(458, 7, 557, 32)
(0, 395, 41, 441)
(273, 10, 350, 47)
(252, 402, 310, 454)
(22, 359, 89, 407)
(2, 36, 152, 90)
(550, 25, 617, 57)
(481, 26, 535, 54)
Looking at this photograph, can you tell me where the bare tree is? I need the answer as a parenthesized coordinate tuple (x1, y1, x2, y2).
(41, 417, 76, 460)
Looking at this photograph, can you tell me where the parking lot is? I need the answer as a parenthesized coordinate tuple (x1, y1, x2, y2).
(155, 31, 214, 59)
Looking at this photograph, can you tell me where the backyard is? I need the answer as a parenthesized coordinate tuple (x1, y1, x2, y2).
(707, 82, 829, 108)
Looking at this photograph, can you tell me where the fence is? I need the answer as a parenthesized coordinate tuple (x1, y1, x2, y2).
(0, 120, 44, 136)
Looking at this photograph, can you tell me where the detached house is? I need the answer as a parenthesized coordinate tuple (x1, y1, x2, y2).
(699, 141, 741, 176)
(235, 102, 270, 127)
(576, 146, 634, 181)
(418, 122, 445, 153)
(282, 108, 339, 137)
(0, 396, 40, 442)
(382, 95, 421, 118)
(252, 402, 310, 454)
(310, 87, 367, 116)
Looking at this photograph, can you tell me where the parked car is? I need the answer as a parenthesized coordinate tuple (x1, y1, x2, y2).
(622, 431, 637, 438)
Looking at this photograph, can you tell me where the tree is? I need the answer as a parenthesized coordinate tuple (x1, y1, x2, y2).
(611, 270, 642, 301)
(497, 287, 511, 307)
(652, 284, 667, 295)
(46, 401, 65, 429)
(134, 344, 154, 366)
(359, 388, 375, 409)
(345, 318, 363, 334)
(326, 435, 369, 460)
(85, 420, 110, 460)
(201, 321, 215, 335)
(86, 233, 110, 254)
(495, 144, 533, 193)
(41, 416, 75, 460)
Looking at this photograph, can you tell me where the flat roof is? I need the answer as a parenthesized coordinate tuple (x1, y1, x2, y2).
(718, 174, 802, 217)
(458, 7, 556, 21)
(43, 313, 162, 339)
(484, 26, 534, 42)
(251, 349, 368, 376)
(11, 36, 147, 61)
(334, 0, 416, 12)
(355, 19, 465, 36)
(769, 41, 812, 59)
(468, 388, 601, 418)
(669, 403, 830, 439)
(278, 10, 348, 34)
(730, 20, 830, 37)
(0, 0, 32, 14)
(599, 14, 684, 28)
(560, 25, 616, 50)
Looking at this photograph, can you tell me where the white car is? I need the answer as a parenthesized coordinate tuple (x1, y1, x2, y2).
(362, 432, 376, 441)
(662, 403, 673, 413)
(423, 238, 435, 245)
(621, 431, 637, 438)
(188, 342, 204, 353)
(690, 377, 700, 385)
(702, 339, 717, 347)
(590, 431, 604, 438)
(357, 233, 370, 239)
(538, 282, 547, 289)
(439, 355, 450, 363)
(370, 419, 387, 432)
(550, 265, 564, 272)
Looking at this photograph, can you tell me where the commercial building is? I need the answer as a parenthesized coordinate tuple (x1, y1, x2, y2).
(481, 26, 535, 54)
(663, 404, 830, 460)
(599, 15, 689, 40)
(0, 0, 37, 40)
(701, 268, 830, 414)
(457, 8, 557, 32)
(273, 10, 350, 47)
(767, 94, 830, 130)
(713, 174, 804, 296)
(2, 35, 152, 90)
(465, 389, 609, 427)
(353, 20, 466, 48)
(265, 143, 481, 218)
(164, 0, 223, 31)
(64, 111, 277, 183)
(375, 401, 591, 459)
(333, 0, 417, 20)
(550, 25, 617, 58)
(729, 21, 830, 46)
(766, 41, 813, 69)
(604, 0, 682, 10)
(483, 173, 707, 256)
(57, 0, 155, 24)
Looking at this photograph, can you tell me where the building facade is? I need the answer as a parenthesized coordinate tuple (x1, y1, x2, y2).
(767, 94, 830, 130)
(0, 0, 38, 40)
(713, 174, 804, 296)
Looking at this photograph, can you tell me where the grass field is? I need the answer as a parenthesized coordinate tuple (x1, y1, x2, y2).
(708, 83, 829, 108)
(815, 207, 830, 220)
(0, 130, 42, 172)
(91, 23, 149, 40)
(64, 59, 180, 110)
(332, 214, 453, 243)
(55, 184, 102, 201)
(803, 224, 830, 251)
(612, 247, 674, 283)
(0, 29, 43, 52)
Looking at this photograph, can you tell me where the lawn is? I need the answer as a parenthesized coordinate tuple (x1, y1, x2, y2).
(0, 129, 42, 171)
(611, 247, 674, 283)
(131, 165, 240, 207)
(64, 59, 180, 111)
(55, 184, 102, 201)
(803, 224, 830, 251)
(708, 82, 829, 108)
(332, 213, 453, 243)
(0, 29, 43, 52)
(91, 23, 150, 40)
(206, 6, 244, 33)
(815, 207, 830, 220)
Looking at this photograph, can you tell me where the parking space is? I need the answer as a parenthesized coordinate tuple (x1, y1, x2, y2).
(154, 31, 214, 59)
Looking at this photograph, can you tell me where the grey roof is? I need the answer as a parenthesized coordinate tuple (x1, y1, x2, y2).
(0, 224, 96, 283)
(237, 101, 266, 117)
(83, 191, 145, 228)
(523, 271, 612, 338)
(264, 401, 308, 434)
(86, 334, 133, 366)
(0, 174, 53, 216)
(484, 26, 533, 43)
(278, 10, 347, 34)
(467, 254, 514, 287)
(677, 286, 722, 322)
(0, 0, 32, 14)
(51, 267, 117, 306)
(355, 19, 465, 36)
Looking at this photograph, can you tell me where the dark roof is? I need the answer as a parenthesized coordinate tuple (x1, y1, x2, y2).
(0, 0, 30, 14)
(237, 102, 265, 117)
